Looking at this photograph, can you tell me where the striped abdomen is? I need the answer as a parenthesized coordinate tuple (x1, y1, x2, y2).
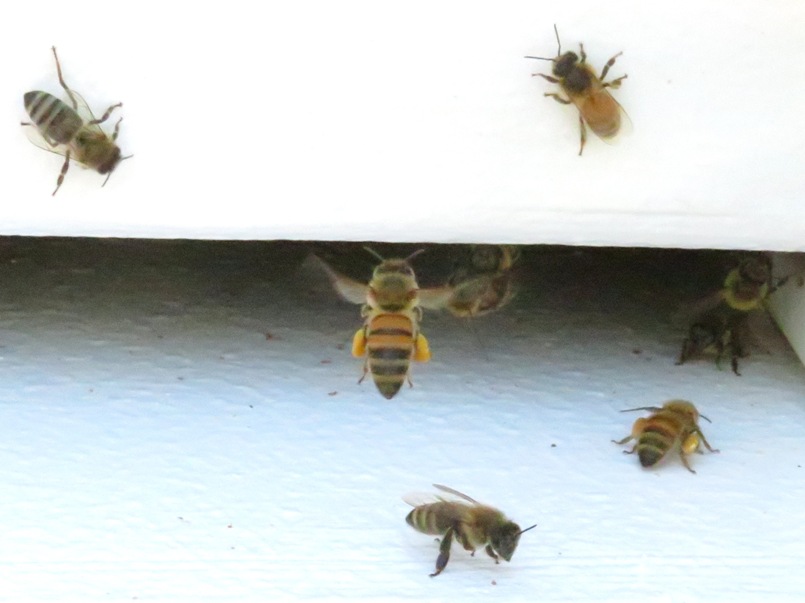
(637, 412, 688, 467)
(24, 91, 82, 145)
(366, 313, 416, 399)
(406, 503, 463, 535)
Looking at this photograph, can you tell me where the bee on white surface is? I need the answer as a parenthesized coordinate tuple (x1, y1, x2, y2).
(404, 484, 536, 577)
(21, 47, 130, 195)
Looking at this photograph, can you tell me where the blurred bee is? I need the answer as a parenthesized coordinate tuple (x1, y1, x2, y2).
(312, 248, 453, 399)
(612, 399, 719, 473)
(676, 255, 779, 376)
(444, 245, 520, 318)
(676, 303, 748, 375)
(403, 484, 536, 577)
(21, 47, 130, 195)
(526, 25, 627, 155)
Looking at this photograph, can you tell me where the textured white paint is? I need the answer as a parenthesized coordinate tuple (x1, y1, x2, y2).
(0, 239, 803, 601)
(2, 1, 804, 249)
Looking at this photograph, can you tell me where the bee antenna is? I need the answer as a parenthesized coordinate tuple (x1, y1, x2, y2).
(519, 524, 537, 536)
(524, 55, 554, 62)
(699, 413, 713, 423)
(406, 248, 426, 262)
(101, 154, 134, 187)
(553, 24, 561, 55)
(619, 406, 662, 414)
(363, 246, 385, 262)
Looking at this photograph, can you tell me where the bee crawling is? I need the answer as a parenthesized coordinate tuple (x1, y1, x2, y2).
(612, 400, 719, 474)
(676, 255, 783, 376)
(404, 484, 536, 577)
(526, 25, 628, 155)
(21, 47, 131, 195)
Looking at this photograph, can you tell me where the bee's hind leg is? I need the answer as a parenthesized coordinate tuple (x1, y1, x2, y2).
(52, 150, 71, 196)
(430, 527, 454, 577)
(51, 46, 80, 111)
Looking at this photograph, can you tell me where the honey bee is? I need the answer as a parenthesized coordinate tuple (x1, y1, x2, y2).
(403, 484, 536, 577)
(676, 255, 778, 375)
(526, 25, 627, 155)
(444, 245, 520, 318)
(676, 303, 749, 375)
(612, 400, 719, 473)
(312, 248, 453, 399)
(21, 47, 130, 195)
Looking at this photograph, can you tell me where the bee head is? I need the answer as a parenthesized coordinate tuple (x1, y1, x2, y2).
(553, 52, 579, 78)
(491, 522, 536, 562)
(738, 257, 771, 285)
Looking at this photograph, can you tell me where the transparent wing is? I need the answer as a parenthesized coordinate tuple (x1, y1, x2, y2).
(433, 484, 481, 505)
(70, 89, 107, 136)
(576, 87, 632, 145)
(22, 123, 70, 158)
(402, 486, 478, 508)
(417, 285, 457, 311)
(402, 491, 444, 507)
(306, 254, 368, 305)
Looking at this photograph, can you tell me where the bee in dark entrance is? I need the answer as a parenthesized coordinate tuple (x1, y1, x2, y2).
(526, 25, 628, 155)
(21, 47, 131, 194)
(444, 245, 520, 318)
(404, 484, 536, 577)
(676, 255, 784, 376)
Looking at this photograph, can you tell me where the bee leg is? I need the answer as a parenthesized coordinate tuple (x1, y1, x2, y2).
(612, 435, 634, 446)
(579, 43, 586, 64)
(543, 92, 572, 105)
(695, 429, 720, 454)
(430, 527, 454, 577)
(484, 544, 500, 564)
(533, 73, 560, 84)
(603, 74, 628, 90)
(51, 46, 80, 112)
(679, 452, 698, 474)
(111, 117, 123, 142)
(52, 149, 71, 196)
(730, 354, 742, 376)
(351, 327, 367, 358)
(413, 333, 431, 362)
(88, 103, 123, 127)
(599, 51, 624, 82)
(578, 114, 587, 156)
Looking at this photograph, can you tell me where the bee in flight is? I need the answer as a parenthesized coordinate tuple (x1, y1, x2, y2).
(612, 399, 719, 473)
(404, 484, 536, 577)
(676, 255, 782, 376)
(526, 25, 628, 155)
(443, 245, 520, 318)
(312, 248, 454, 399)
(21, 47, 130, 195)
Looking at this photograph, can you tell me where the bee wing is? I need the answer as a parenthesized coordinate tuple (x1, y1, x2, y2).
(444, 272, 518, 318)
(417, 285, 458, 311)
(576, 87, 632, 144)
(402, 491, 444, 507)
(69, 90, 109, 136)
(432, 484, 482, 505)
(22, 125, 70, 158)
(306, 254, 368, 305)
